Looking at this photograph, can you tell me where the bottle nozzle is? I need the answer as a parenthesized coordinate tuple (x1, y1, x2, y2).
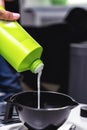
(30, 59, 44, 73)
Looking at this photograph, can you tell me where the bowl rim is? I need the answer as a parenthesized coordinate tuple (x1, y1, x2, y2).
(10, 91, 78, 111)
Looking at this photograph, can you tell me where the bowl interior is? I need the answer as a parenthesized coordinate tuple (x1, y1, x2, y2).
(11, 91, 76, 109)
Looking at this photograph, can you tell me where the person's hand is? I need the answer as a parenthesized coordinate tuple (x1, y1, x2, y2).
(0, 0, 20, 20)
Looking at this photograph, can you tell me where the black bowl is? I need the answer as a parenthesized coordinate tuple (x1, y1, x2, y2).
(10, 91, 78, 130)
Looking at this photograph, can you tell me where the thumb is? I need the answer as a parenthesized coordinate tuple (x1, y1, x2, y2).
(0, 10, 20, 20)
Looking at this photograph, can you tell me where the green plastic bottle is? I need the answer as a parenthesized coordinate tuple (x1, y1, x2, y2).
(0, 6, 44, 73)
(51, 0, 67, 5)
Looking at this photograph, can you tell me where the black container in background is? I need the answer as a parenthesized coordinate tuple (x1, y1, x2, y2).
(69, 42, 87, 104)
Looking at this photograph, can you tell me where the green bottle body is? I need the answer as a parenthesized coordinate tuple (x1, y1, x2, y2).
(0, 7, 44, 73)
(51, 0, 67, 5)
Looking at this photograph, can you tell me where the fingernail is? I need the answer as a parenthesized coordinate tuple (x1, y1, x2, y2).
(13, 13, 20, 18)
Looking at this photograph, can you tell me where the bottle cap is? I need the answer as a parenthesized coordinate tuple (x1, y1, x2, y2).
(30, 59, 44, 73)
(80, 106, 87, 118)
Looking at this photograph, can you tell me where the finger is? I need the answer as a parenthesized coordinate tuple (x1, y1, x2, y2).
(0, 10, 20, 20)
(0, 0, 5, 8)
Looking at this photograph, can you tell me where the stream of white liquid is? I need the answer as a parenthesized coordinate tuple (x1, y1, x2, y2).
(37, 70, 42, 109)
